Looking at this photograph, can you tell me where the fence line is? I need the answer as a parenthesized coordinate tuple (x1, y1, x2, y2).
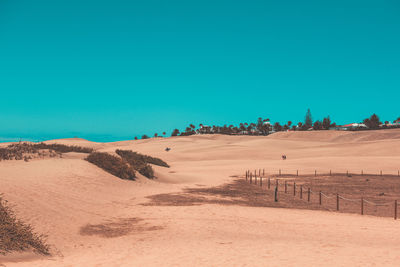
(244, 169, 399, 220)
(247, 169, 400, 178)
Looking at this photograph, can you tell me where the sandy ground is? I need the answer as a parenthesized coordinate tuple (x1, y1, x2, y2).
(1, 129, 400, 266)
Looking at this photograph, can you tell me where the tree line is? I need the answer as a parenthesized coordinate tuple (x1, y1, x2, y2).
(136, 110, 400, 139)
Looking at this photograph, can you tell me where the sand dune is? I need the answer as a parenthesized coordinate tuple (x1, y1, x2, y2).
(1, 130, 400, 266)
(270, 128, 400, 143)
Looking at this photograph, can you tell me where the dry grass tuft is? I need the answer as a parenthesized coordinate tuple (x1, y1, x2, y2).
(0, 196, 50, 255)
(116, 150, 169, 168)
(0, 142, 93, 161)
(30, 143, 93, 154)
(85, 152, 136, 180)
(115, 150, 155, 179)
(85, 150, 169, 180)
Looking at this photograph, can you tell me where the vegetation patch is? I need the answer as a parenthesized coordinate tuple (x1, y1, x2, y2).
(116, 150, 170, 179)
(30, 143, 93, 154)
(116, 149, 169, 168)
(115, 150, 155, 179)
(0, 142, 93, 161)
(0, 196, 49, 255)
(86, 152, 136, 180)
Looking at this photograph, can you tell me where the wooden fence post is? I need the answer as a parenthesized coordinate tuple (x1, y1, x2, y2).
(250, 173, 252, 184)
(255, 173, 257, 185)
(336, 194, 339, 211)
(274, 186, 278, 202)
(263, 169, 265, 177)
(246, 171, 248, 181)
(315, 170, 317, 177)
(259, 169, 261, 177)
(285, 181, 287, 193)
(398, 170, 399, 177)
(293, 182, 296, 196)
(276, 179, 279, 189)
(260, 177, 262, 187)
(296, 170, 298, 176)
(380, 170, 382, 176)
(307, 188, 311, 202)
(361, 197, 364, 215)
(279, 169, 281, 176)
(361, 170, 363, 176)
(346, 170, 348, 176)
(300, 185, 303, 199)
(330, 170, 332, 176)
(319, 191, 322, 205)
(395, 200, 398, 220)
(268, 178, 270, 189)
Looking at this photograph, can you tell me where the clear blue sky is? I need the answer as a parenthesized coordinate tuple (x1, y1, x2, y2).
(1, 0, 399, 141)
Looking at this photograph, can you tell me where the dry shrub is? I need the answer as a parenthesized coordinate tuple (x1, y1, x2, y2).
(31, 143, 93, 154)
(136, 164, 155, 179)
(0, 142, 93, 162)
(0, 143, 37, 161)
(0, 196, 49, 255)
(115, 150, 162, 179)
(116, 149, 169, 168)
(86, 152, 136, 180)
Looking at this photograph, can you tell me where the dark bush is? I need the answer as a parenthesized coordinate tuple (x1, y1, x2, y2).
(31, 143, 93, 153)
(137, 164, 155, 179)
(0, 143, 37, 161)
(116, 149, 169, 168)
(0, 142, 93, 162)
(115, 150, 160, 179)
(0, 196, 50, 255)
(86, 152, 136, 180)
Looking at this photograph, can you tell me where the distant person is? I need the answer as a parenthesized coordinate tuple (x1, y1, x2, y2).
(282, 155, 286, 160)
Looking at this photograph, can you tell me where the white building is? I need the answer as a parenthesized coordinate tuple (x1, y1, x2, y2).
(336, 123, 367, 130)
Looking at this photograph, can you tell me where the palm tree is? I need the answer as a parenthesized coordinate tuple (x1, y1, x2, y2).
(171, 129, 180, 136)
(274, 122, 282, 132)
(297, 122, 303, 130)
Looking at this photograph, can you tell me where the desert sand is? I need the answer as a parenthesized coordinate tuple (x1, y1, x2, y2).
(1, 129, 400, 266)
